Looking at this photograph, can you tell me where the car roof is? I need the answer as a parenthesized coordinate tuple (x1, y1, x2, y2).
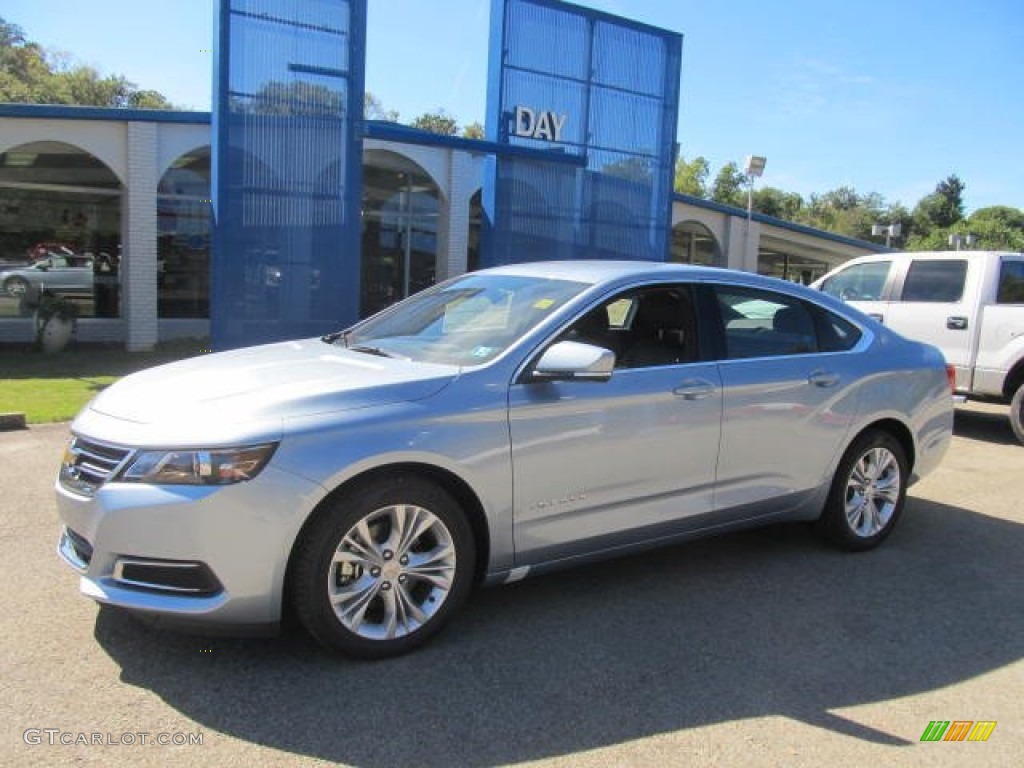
(477, 260, 835, 305)
(480, 259, 763, 285)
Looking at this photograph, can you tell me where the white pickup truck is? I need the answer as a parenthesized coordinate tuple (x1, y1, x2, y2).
(813, 250, 1024, 444)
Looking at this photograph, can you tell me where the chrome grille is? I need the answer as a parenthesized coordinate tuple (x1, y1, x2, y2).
(60, 436, 132, 496)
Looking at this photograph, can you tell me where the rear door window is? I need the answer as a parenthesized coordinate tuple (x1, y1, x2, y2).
(812, 307, 862, 352)
(899, 259, 968, 302)
(714, 287, 818, 359)
(997, 260, 1024, 304)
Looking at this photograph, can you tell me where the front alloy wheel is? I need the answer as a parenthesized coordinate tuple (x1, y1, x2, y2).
(328, 504, 456, 641)
(817, 430, 908, 551)
(292, 475, 475, 658)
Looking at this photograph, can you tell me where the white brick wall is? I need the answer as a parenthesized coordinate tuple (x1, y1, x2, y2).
(438, 151, 481, 281)
(124, 123, 159, 351)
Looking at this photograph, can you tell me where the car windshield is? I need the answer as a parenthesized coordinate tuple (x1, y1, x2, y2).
(339, 273, 589, 365)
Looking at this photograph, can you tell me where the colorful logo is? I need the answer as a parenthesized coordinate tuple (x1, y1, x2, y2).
(920, 721, 997, 742)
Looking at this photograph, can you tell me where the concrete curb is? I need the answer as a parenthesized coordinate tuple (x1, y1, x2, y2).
(0, 413, 28, 431)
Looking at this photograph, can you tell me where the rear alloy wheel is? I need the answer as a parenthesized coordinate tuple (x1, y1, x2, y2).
(4, 276, 29, 297)
(1010, 383, 1024, 446)
(817, 430, 908, 551)
(292, 474, 475, 658)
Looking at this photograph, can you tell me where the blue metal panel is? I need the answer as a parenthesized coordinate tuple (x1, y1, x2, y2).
(212, 0, 365, 349)
(482, 0, 682, 268)
(0, 104, 211, 124)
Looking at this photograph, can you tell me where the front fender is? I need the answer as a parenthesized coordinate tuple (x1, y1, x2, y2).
(275, 399, 515, 572)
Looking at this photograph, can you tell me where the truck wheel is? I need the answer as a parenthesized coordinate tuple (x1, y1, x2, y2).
(1011, 384, 1024, 446)
(290, 473, 475, 658)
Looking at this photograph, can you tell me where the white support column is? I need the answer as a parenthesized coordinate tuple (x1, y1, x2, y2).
(743, 218, 762, 273)
(437, 151, 478, 281)
(124, 122, 159, 351)
(720, 215, 761, 273)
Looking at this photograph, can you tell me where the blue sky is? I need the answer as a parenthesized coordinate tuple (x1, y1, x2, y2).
(6, 0, 1023, 213)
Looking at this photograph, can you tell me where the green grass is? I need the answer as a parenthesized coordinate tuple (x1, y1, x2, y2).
(0, 339, 209, 424)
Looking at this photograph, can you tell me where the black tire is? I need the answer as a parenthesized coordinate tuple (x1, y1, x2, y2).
(816, 430, 909, 552)
(1010, 383, 1024, 446)
(4, 276, 29, 297)
(291, 473, 475, 659)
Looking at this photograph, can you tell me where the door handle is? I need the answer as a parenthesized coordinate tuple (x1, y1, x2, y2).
(808, 370, 840, 388)
(867, 313, 884, 323)
(673, 379, 716, 400)
(947, 316, 968, 330)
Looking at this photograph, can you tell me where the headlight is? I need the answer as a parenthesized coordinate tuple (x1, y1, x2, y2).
(119, 444, 278, 485)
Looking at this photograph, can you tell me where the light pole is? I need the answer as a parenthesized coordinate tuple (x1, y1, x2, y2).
(871, 222, 902, 248)
(743, 155, 766, 269)
(948, 233, 976, 251)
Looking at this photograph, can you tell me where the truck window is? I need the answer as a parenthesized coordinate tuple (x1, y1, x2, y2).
(819, 261, 891, 301)
(900, 260, 967, 302)
(997, 261, 1024, 304)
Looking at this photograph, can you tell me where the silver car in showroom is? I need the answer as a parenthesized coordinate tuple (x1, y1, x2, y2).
(56, 261, 953, 658)
(1, 252, 94, 299)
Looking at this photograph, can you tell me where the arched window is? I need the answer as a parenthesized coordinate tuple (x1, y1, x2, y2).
(0, 141, 122, 318)
(360, 150, 441, 317)
(670, 221, 721, 267)
(158, 146, 210, 318)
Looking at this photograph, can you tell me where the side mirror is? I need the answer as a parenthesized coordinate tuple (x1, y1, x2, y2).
(531, 340, 615, 383)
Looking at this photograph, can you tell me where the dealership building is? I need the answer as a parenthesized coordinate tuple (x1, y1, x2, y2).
(0, 0, 885, 350)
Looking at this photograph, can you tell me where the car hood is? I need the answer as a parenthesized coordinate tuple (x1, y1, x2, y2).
(80, 338, 458, 445)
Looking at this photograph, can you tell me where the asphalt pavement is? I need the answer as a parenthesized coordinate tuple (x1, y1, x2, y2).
(1, 401, 1021, 767)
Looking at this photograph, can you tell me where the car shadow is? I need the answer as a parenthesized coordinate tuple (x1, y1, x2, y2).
(953, 405, 1018, 446)
(92, 496, 1024, 767)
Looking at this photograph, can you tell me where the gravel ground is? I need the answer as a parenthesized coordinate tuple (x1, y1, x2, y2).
(1, 401, 1021, 767)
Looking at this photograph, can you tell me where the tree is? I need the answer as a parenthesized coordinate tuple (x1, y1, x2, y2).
(673, 155, 709, 197)
(710, 162, 745, 207)
(0, 17, 26, 49)
(461, 121, 485, 140)
(364, 91, 398, 121)
(969, 205, 1024, 231)
(0, 15, 174, 108)
(907, 207, 1024, 252)
(936, 174, 966, 223)
(752, 187, 803, 220)
(912, 173, 966, 239)
(410, 109, 458, 135)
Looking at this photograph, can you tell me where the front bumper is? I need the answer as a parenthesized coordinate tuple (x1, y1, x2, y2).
(56, 462, 327, 628)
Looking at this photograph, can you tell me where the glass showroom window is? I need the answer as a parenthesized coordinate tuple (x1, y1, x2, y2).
(0, 141, 122, 319)
(671, 221, 721, 266)
(467, 189, 482, 272)
(158, 147, 210, 318)
(757, 249, 830, 285)
(361, 151, 440, 317)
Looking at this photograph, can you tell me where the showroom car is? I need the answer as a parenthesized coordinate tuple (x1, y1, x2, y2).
(56, 261, 954, 658)
(1, 252, 94, 299)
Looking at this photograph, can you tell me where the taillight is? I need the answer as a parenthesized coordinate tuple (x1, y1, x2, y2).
(945, 364, 956, 394)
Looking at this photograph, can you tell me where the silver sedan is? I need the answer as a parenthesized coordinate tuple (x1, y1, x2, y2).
(1, 254, 94, 299)
(56, 261, 953, 658)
